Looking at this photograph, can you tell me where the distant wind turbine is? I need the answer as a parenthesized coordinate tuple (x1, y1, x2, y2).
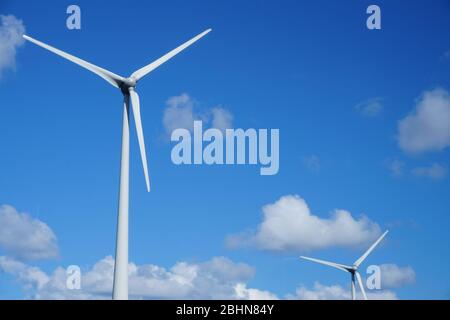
(300, 230, 389, 300)
(23, 29, 212, 300)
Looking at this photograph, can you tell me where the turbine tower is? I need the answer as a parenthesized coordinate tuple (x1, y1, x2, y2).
(300, 230, 389, 300)
(23, 29, 212, 300)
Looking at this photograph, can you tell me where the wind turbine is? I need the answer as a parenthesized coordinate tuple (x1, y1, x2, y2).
(300, 230, 389, 300)
(23, 29, 212, 300)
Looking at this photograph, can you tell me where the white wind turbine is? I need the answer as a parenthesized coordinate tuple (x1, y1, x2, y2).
(23, 29, 212, 300)
(300, 230, 389, 300)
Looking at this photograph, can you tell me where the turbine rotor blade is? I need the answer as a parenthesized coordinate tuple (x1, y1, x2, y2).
(300, 256, 352, 273)
(354, 230, 389, 268)
(128, 88, 150, 192)
(131, 28, 212, 82)
(23, 34, 125, 88)
(355, 271, 368, 300)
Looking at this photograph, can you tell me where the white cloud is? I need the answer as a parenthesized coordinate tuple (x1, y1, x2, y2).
(411, 163, 447, 180)
(385, 160, 447, 180)
(0, 15, 25, 78)
(0, 256, 49, 291)
(440, 51, 450, 62)
(226, 195, 382, 252)
(380, 264, 416, 288)
(302, 155, 320, 172)
(163, 93, 196, 134)
(234, 283, 279, 300)
(385, 159, 405, 177)
(2, 255, 411, 300)
(355, 98, 383, 117)
(210, 107, 233, 132)
(288, 282, 349, 300)
(1, 255, 277, 300)
(0, 205, 59, 260)
(288, 282, 397, 300)
(397, 88, 450, 154)
(162, 93, 233, 136)
(366, 290, 398, 300)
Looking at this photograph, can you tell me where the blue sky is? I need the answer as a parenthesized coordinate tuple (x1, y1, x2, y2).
(0, 0, 450, 299)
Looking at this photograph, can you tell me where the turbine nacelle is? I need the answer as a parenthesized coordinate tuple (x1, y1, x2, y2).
(123, 77, 137, 88)
(120, 78, 137, 95)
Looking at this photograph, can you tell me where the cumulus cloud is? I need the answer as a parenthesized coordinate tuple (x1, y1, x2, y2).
(0, 255, 277, 300)
(226, 195, 382, 252)
(355, 97, 383, 117)
(162, 93, 233, 136)
(288, 282, 397, 300)
(397, 88, 450, 154)
(0, 205, 59, 260)
(234, 283, 279, 300)
(2, 255, 412, 300)
(411, 163, 447, 180)
(0, 15, 25, 78)
(0, 256, 49, 291)
(380, 264, 416, 288)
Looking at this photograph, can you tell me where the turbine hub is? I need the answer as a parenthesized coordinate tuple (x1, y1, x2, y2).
(124, 77, 137, 87)
(120, 78, 137, 95)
